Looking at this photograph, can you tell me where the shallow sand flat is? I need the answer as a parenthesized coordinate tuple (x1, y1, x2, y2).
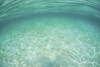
(0, 17, 100, 67)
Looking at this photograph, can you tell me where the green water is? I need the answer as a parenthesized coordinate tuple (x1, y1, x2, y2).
(0, 0, 100, 67)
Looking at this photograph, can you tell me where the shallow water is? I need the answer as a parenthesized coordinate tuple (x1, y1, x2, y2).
(0, 0, 100, 67)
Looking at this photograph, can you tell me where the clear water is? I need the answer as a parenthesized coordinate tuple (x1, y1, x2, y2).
(0, 0, 100, 67)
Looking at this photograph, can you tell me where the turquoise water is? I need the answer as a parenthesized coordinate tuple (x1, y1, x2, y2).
(0, 0, 100, 67)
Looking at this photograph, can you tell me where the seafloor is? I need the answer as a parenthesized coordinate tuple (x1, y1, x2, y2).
(0, 17, 100, 67)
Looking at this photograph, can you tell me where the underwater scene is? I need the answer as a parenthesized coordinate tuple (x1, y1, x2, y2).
(0, 0, 100, 67)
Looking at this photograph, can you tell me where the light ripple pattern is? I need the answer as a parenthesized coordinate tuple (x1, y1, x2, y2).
(0, 18, 100, 67)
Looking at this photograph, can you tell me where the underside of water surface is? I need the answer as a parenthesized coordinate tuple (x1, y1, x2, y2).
(0, 0, 100, 67)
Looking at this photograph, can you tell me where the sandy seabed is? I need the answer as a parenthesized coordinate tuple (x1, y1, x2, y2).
(0, 17, 100, 67)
